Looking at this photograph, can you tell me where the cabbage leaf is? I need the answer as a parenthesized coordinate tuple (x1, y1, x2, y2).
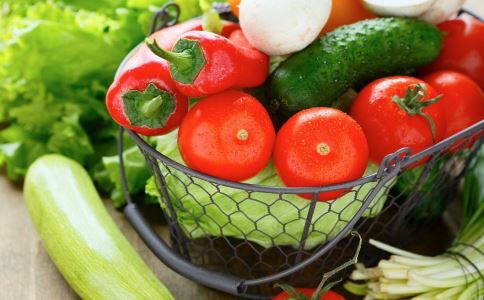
(146, 130, 393, 249)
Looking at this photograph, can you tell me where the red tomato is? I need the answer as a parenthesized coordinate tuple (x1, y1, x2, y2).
(421, 16, 484, 90)
(350, 76, 446, 167)
(423, 71, 484, 138)
(178, 90, 275, 182)
(273, 288, 345, 300)
(423, 71, 484, 151)
(274, 107, 368, 201)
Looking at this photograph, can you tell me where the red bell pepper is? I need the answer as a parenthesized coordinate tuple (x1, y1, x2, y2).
(106, 61, 189, 136)
(106, 20, 240, 136)
(228, 29, 269, 88)
(145, 29, 269, 98)
(120, 19, 240, 74)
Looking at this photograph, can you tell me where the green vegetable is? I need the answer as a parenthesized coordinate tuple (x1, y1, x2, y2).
(144, 130, 394, 249)
(176, 0, 224, 22)
(345, 146, 484, 299)
(102, 144, 154, 207)
(0, 1, 145, 181)
(268, 18, 442, 115)
(462, 147, 484, 230)
(24, 154, 174, 300)
(392, 155, 451, 220)
(200, 0, 223, 34)
(0, 0, 226, 203)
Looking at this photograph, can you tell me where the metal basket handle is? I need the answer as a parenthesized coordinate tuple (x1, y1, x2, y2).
(123, 204, 253, 296)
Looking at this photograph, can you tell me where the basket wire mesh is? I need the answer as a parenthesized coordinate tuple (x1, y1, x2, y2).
(118, 4, 484, 298)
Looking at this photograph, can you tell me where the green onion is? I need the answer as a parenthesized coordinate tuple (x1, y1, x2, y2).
(344, 147, 484, 299)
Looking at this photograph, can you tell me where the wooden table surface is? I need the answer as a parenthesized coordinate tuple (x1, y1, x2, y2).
(0, 2, 482, 299)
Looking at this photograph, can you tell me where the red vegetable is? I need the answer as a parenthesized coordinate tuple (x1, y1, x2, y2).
(178, 90, 275, 181)
(145, 30, 269, 98)
(421, 16, 484, 90)
(228, 29, 269, 88)
(106, 61, 188, 136)
(273, 288, 345, 300)
(106, 20, 240, 136)
(423, 70, 484, 149)
(350, 76, 446, 166)
(274, 107, 368, 201)
(120, 19, 240, 73)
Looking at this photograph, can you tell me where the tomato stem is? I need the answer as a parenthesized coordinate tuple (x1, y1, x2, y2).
(392, 84, 442, 142)
(237, 129, 249, 141)
(316, 143, 330, 156)
(420, 112, 437, 143)
(274, 284, 310, 300)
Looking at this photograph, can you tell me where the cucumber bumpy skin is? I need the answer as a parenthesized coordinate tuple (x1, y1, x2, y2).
(268, 18, 443, 115)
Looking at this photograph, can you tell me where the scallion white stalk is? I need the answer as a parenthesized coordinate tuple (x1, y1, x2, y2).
(346, 201, 484, 298)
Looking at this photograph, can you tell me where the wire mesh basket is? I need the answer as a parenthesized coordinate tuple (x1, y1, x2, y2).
(118, 4, 484, 299)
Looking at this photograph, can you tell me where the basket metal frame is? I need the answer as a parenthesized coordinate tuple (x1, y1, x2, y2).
(118, 4, 484, 298)
(121, 123, 483, 298)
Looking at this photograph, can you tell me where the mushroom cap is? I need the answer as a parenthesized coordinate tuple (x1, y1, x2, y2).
(239, 0, 332, 56)
(419, 0, 465, 24)
(363, 0, 434, 17)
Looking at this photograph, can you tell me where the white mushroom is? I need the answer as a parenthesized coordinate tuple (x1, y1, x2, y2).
(239, 0, 332, 56)
(363, 0, 466, 24)
(420, 0, 466, 24)
(363, 0, 435, 18)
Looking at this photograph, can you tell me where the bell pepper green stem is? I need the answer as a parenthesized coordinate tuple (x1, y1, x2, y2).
(121, 83, 176, 128)
(141, 95, 164, 118)
(199, 0, 223, 34)
(199, 0, 212, 12)
(145, 38, 194, 72)
(145, 37, 206, 84)
(202, 9, 223, 35)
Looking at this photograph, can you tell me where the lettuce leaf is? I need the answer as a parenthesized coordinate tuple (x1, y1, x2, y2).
(102, 143, 154, 207)
(0, 0, 227, 192)
(145, 130, 394, 249)
(0, 1, 142, 180)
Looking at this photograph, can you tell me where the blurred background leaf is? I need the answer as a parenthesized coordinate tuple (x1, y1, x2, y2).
(0, 0, 225, 204)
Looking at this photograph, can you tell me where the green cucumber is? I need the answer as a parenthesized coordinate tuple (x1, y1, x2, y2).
(24, 154, 174, 300)
(268, 18, 443, 115)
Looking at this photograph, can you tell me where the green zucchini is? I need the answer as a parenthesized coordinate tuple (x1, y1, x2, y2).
(268, 18, 443, 115)
(24, 154, 174, 300)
